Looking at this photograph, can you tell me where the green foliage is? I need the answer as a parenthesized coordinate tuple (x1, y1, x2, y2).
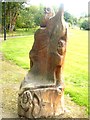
(16, 5, 44, 29)
(64, 11, 77, 25)
(1, 29, 88, 108)
(2, 2, 24, 31)
(80, 20, 90, 30)
(1, 3, 44, 32)
(1, 2, 80, 32)
(78, 16, 90, 30)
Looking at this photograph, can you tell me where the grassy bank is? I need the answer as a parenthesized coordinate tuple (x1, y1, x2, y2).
(1, 29, 88, 111)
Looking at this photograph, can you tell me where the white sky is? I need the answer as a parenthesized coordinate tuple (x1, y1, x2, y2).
(27, 0, 90, 17)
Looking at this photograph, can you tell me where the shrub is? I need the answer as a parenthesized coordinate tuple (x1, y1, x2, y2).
(80, 20, 90, 30)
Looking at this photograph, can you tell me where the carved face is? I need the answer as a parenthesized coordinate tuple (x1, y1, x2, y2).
(44, 7, 53, 14)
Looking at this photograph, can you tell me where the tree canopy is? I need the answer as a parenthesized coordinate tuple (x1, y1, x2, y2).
(1, 2, 89, 32)
(2, 2, 24, 32)
(64, 11, 77, 25)
(16, 5, 44, 29)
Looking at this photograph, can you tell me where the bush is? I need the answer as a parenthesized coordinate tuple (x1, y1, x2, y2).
(80, 20, 90, 30)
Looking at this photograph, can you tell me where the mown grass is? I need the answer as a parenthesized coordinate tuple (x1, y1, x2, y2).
(64, 29, 88, 111)
(1, 36, 34, 69)
(0, 28, 39, 37)
(1, 28, 88, 112)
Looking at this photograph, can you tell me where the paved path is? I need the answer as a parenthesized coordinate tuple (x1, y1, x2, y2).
(0, 35, 32, 39)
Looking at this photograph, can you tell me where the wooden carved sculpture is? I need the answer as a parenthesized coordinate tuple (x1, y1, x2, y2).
(18, 4, 68, 118)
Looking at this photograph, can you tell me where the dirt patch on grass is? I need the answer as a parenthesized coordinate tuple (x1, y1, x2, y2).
(0, 60, 88, 118)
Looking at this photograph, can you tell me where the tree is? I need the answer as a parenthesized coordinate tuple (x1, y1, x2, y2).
(80, 20, 90, 30)
(64, 11, 77, 25)
(16, 5, 44, 29)
(78, 15, 90, 30)
(2, 2, 25, 32)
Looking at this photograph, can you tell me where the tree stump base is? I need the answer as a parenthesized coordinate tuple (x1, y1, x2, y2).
(18, 85, 64, 118)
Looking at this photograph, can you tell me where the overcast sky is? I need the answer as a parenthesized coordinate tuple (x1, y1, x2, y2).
(27, 0, 90, 17)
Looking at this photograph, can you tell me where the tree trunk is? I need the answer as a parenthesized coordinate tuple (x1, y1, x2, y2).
(9, 11, 18, 32)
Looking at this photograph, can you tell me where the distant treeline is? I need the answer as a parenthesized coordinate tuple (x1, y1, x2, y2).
(1, 2, 90, 32)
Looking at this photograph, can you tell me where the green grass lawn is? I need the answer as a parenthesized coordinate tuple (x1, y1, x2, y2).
(0, 28, 39, 37)
(1, 28, 88, 112)
(1, 35, 34, 69)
